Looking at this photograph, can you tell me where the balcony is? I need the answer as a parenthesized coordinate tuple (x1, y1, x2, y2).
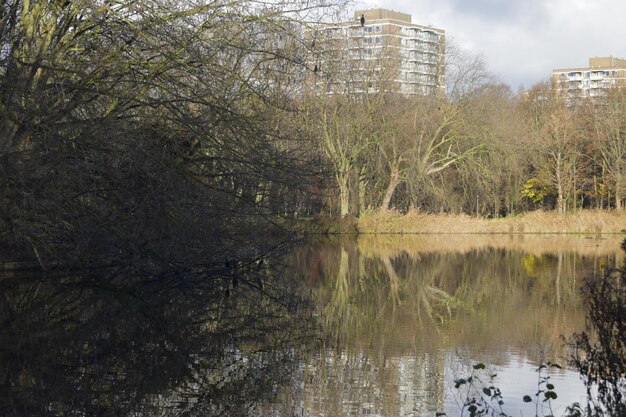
(589, 71, 608, 80)
(567, 72, 582, 81)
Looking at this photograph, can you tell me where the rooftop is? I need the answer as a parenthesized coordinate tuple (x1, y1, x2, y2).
(554, 56, 626, 72)
(355, 9, 411, 23)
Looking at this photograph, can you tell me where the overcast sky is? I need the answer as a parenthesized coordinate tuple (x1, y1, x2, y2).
(352, 0, 626, 90)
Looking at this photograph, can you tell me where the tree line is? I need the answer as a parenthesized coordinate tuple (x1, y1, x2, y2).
(300, 39, 626, 217)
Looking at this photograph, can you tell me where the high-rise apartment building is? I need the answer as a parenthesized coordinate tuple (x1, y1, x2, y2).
(552, 56, 626, 101)
(309, 9, 446, 95)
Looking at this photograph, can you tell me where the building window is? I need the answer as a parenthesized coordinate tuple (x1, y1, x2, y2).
(375, 36, 381, 43)
(375, 26, 381, 32)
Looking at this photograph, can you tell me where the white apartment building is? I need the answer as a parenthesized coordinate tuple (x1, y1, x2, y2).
(309, 9, 446, 96)
(552, 56, 626, 101)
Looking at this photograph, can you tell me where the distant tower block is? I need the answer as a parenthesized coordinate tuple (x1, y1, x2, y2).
(308, 8, 446, 96)
(552, 56, 626, 103)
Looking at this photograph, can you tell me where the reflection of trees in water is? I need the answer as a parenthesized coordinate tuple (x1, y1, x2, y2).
(288, 238, 619, 416)
(0, 264, 316, 416)
(295, 242, 600, 356)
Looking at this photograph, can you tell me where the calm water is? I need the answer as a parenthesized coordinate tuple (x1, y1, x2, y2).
(0, 234, 622, 416)
(286, 235, 624, 417)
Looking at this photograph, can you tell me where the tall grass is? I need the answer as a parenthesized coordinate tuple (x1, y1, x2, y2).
(358, 209, 626, 235)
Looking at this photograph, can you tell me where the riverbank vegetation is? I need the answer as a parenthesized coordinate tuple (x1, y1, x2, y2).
(0, 0, 339, 271)
(568, 240, 625, 416)
(358, 209, 626, 234)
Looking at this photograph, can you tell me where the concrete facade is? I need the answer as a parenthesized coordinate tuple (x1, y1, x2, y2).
(309, 9, 446, 96)
(552, 56, 626, 101)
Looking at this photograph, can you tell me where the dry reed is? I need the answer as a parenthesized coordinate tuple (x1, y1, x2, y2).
(358, 209, 626, 235)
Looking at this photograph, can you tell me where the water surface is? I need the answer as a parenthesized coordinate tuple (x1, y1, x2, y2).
(0, 234, 622, 416)
(287, 234, 623, 417)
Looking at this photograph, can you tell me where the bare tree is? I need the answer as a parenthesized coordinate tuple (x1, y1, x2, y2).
(0, 0, 338, 269)
(590, 90, 626, 209)
(445, 40, 494, 102)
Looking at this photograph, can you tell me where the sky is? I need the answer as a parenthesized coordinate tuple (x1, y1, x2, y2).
(352, 0, 626, 90)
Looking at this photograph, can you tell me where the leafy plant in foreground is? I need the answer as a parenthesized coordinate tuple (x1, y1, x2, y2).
(440, 362, 562, 417)
(445, 363, 508, 417)
(521, 362, 562, 417)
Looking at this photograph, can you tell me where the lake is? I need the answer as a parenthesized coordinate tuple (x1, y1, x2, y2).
(0, 234, 622, 416)
(283, 234, 624, 417)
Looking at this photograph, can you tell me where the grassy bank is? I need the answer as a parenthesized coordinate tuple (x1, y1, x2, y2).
(358, 209, 626, 234)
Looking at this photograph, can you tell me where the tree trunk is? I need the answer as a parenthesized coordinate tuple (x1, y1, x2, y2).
(555, 153, 565, 214)
(556, 182, 564, 214)
(380, 163, 400, 210)
(616, 175, 624, 210)
(338, 174, 350, 217)
(358, 167, 368, 215)
(556, 252, 562, 306)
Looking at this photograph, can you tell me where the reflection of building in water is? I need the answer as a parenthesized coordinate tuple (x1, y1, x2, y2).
(396, 353, 446, 416)
(300, 350, 446, 416)
(308, 9, 445, 96)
